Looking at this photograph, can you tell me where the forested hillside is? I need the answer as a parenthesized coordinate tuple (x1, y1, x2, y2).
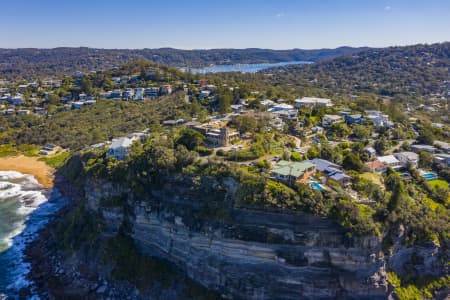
(0, 47, 365, 79)
(271, 42, 450, 97)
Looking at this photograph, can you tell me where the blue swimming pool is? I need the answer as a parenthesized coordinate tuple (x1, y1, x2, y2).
(422, 173, 438, 180)
(309, 181, 326, 191)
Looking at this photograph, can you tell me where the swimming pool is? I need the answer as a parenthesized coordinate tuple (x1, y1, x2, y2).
(309, 181, 326, 191)
(422, 173, 438, 180)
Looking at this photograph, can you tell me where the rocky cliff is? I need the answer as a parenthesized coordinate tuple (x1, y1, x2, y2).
(85, 177, 390, 299)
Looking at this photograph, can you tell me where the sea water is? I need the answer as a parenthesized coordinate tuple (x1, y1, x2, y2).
(182, 61, 311, 74)
(0, 171, 67, 298)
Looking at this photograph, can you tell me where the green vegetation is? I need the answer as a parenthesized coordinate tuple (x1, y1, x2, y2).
(38, 151, 71, 168)
(387, 271, 450, 300)
(0, 95, 189, 150)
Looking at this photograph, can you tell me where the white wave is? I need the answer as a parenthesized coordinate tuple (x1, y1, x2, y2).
(0, 171, 68, 296)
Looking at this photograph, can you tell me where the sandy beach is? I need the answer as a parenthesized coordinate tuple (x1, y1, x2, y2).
(0, 155, 54, 188)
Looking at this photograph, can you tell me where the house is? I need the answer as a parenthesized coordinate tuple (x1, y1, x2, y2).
(123, 89, 135, 101)
(199, 90, 211, 99)
(434, 154, 450, 167)
(269, 117, 285, 131)
(107, 137, 136, 160)
(329, 172, 352, 187)
(322, 114, 343, 127)
(394, 152, 419, 168)
(364, 147, 377, 160)
(135, 88, 145, 101)
(294, 97, 332, 108)
(160, 85, 172, 95)
(110, 89, 122, 100)
(72, 101, 85, 109)
(345, 114, 365, 125)
(378, 155, 402, 170)
(306, 158, 351, 187)
(410, 144, 436, 154)
(206, 127, 239, 147)
(230, 104, 243, 113)
(260, 99, 275, 107)
(16, 109, 30, 115)
(145, 87, 160, 98)
(271, 160, 316, 185)
(10, 94, 24, 105)
(366, 112, 391, 127)
(268, 103, 294, 113)
(434, 141, 450, 154)
(364, 160, 387, 173)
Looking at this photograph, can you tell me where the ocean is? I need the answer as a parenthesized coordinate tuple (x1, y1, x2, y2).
(0, 171, 67, 298)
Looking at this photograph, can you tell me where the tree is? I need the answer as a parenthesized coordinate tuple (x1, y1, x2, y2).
(232, 115, 258, 133)
(46, 93, 61, 105)
(353, 125, 371, 140)
(217, 89, 232, 114)
(80, 77, 93, 94)
(418, 150, 434, 169)
(176, 128, 205, 150)
(342, 153, 363, 172)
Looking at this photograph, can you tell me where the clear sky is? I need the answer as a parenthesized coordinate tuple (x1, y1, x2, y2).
(2, 0, 450, 49)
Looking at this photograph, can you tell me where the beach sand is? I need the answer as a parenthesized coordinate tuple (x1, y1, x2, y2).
(0, 155, 54, 188)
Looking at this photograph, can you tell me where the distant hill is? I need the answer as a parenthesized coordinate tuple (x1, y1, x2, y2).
(0, 47, 366, 79)
(271, 42, 450, 97)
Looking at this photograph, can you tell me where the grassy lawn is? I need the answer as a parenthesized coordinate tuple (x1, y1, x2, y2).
(360, 172, 383, 186)
(38, 151, 71, 168)
(428, 179, 449, 190)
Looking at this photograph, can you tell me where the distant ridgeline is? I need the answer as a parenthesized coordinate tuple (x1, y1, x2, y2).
(0, 46, 366, 79)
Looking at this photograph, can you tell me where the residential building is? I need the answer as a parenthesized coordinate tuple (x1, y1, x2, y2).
(271, 160, 316, 185)
(110, 89, 122, 100)
(260, 99, 275, 107)
(345, 114, 365, 125)
(269, 117, 285, 131)
(10, 94, 24, 105)
(72, 101, 85, 109)
(160, 85, 173, 95)
(145, 87, 160, 98)
(394, 152, 419, 168)
(306, 158, 351, 187)
(199, 90, 211, 99)
(206, 127, 239, 147)
(434, 141, 450, 154)
(123, 89, 135, 101)
(410, 144, 436, 154)
(268, 103, 294, 112)
(135, 88, 145, 101)
(322, 114, 343, 127)
(107, 136, 137, 160)
(16, 109, 30, 115)
(294, 97, 332, 108)
(378, 155, 402, 170)
(364, 160, 387, 173)
(434, 154, 450, 167)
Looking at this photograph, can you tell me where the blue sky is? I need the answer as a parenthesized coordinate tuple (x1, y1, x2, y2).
(2, 0, 450, 49)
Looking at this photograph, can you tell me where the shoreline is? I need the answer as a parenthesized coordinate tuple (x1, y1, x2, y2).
(0, 155, 54, 188)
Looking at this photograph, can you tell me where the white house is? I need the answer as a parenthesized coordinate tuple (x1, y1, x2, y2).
(294, 97, 332, 108)
(378, 155, 402, 170)
(107, 137, 137, 160)
(394, 152, 419, 168)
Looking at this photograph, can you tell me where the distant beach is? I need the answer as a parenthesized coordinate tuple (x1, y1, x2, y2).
(0, 155, 54, 188)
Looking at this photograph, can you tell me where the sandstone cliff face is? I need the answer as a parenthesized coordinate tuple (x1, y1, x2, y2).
(84, 178, 391, 299)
